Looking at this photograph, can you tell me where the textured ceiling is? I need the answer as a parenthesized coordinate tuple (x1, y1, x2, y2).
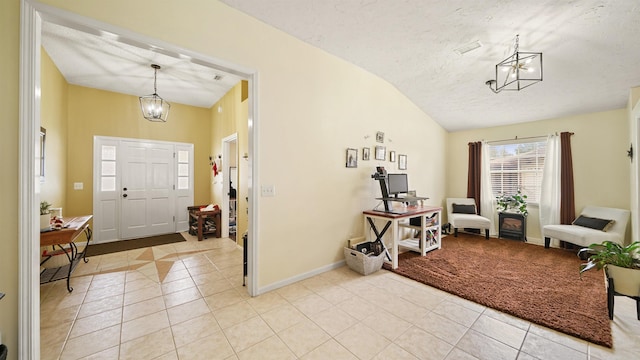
(220, 0, 640, 131)
(41, 1, 640, 131)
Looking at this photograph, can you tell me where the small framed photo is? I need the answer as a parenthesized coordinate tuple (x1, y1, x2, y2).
(362, 147, 370, 161)
(376, 131, 384, 143)
(375, 145, 386, 161)
(346, 148, 358, 168)
(389, 151, 396, 162)
(398, 154, 407, 170)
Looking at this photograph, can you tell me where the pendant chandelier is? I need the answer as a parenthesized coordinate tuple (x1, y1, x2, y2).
(139, 64, 171, 122)
(485, 35, 543, 93)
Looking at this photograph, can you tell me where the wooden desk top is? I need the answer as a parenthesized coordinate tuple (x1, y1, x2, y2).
(363, 205, 442, 219)
(40, 215, 92, 247)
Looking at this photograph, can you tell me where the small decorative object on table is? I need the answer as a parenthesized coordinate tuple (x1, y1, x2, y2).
(40, 201, 52, 230)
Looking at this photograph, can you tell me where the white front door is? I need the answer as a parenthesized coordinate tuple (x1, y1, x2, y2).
(120, 140, 175, 239)
(93, 137, 193, 243)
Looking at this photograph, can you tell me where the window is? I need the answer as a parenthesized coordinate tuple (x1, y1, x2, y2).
(489, 140, 546, 203)
(100, 145, 117, 191)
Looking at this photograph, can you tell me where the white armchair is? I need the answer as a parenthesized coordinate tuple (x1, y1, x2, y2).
(543, 206, 630, 249)
(446, 198, 491, 239)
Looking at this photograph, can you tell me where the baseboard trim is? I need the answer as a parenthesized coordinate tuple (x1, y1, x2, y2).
(256, 260, 346, 295)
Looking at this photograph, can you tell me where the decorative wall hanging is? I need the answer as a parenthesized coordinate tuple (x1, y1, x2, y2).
(375, 145, 386, 160)
(376, 131, 385, 143)
(362, 147, 370, 161)
(390, 151, 396, 162)
(398, 154, 407, 170)
(346, 148, 358, 168)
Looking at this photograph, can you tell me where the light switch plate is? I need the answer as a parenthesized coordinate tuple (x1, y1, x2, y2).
(261, 185, 275, 197)
(73, 182, 83, 190)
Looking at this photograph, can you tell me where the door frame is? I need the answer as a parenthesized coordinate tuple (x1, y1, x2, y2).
(19, 1, 261, 357)
(221, 133, 238, 239)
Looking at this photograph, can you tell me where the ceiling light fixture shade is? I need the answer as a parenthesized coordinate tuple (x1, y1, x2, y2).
(139, 64, 170, 122)
(486, 35, 542, 93)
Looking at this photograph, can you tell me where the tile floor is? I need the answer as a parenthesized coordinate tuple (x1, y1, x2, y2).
(40, 233, 640, 360)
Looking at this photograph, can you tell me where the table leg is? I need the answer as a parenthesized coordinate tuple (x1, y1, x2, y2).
(366, 217, 392, 261)
(421, 214, 427, 256)
(197, 215, 204, 241)
(391, 219, 398, 269)
(82, 227, 92, 263)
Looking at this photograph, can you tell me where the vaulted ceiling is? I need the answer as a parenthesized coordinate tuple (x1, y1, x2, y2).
(42, 1, 640, 132)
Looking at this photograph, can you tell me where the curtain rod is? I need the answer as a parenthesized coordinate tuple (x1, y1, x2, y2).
(483, 132, 574, 144)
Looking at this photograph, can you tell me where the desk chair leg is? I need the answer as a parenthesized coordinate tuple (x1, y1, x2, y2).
(485, 229, 489, 239)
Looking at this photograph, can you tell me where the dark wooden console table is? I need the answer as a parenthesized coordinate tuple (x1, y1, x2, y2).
(498, 212, 527, 241)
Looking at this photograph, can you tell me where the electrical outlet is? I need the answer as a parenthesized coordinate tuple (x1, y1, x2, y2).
(73, 182, 83, 190)
(261, 185, 275, 197)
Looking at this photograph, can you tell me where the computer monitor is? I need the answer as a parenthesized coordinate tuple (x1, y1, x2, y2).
(387, 173, 408, 197)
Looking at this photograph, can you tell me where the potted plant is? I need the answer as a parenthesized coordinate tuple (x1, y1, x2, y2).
(495, 189, 528, 216)
(579, 241, 640, 319)
(40, 201, 52, 229)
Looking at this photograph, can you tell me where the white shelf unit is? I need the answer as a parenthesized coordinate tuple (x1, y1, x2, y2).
(398, 210, 441, 255)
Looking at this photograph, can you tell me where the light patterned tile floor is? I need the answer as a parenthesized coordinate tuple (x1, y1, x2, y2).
(40, 232, 640, 359)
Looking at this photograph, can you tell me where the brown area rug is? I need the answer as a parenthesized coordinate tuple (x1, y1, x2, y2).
(85, 233, 186, 257)
(383, 233, 612, 348)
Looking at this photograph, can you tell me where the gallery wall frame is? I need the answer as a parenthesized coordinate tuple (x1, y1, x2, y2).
(362, 147, 370, 160)
(346, 148, 358, 168)
(398, 154, 407, 170)
(375, 145, 386, 160)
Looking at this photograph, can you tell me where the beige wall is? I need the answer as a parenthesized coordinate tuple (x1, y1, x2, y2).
(35, 0, 447, 287)
(0, 0, 19, 356)
(447, 108, 630, 243)
(65, 85, 213, 216)
(40, 50, 68, 211)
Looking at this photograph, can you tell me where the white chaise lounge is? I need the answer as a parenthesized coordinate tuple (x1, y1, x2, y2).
(542, 206, 630, 249)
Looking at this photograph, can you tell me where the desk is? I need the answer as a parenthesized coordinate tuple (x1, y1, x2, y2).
(40, 215, 93, 292)
(363, 205, 442, 269)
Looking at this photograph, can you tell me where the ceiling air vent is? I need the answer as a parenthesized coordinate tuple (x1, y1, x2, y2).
(454, 40, 482, 55)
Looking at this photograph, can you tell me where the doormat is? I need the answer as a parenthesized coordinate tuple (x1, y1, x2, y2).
(85, 233, 186, 257)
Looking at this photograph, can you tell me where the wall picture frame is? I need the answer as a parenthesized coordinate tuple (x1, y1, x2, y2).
(389, 151, 396, 162)
(362, 147, 370, 161)
(375, 145, 386, 160)
(398, 154, 407, 170)
(346, 148, 358, 168)
(376, 131, 384, 143)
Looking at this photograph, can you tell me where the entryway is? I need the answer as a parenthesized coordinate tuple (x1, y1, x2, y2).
(93, 136, 194, 243)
